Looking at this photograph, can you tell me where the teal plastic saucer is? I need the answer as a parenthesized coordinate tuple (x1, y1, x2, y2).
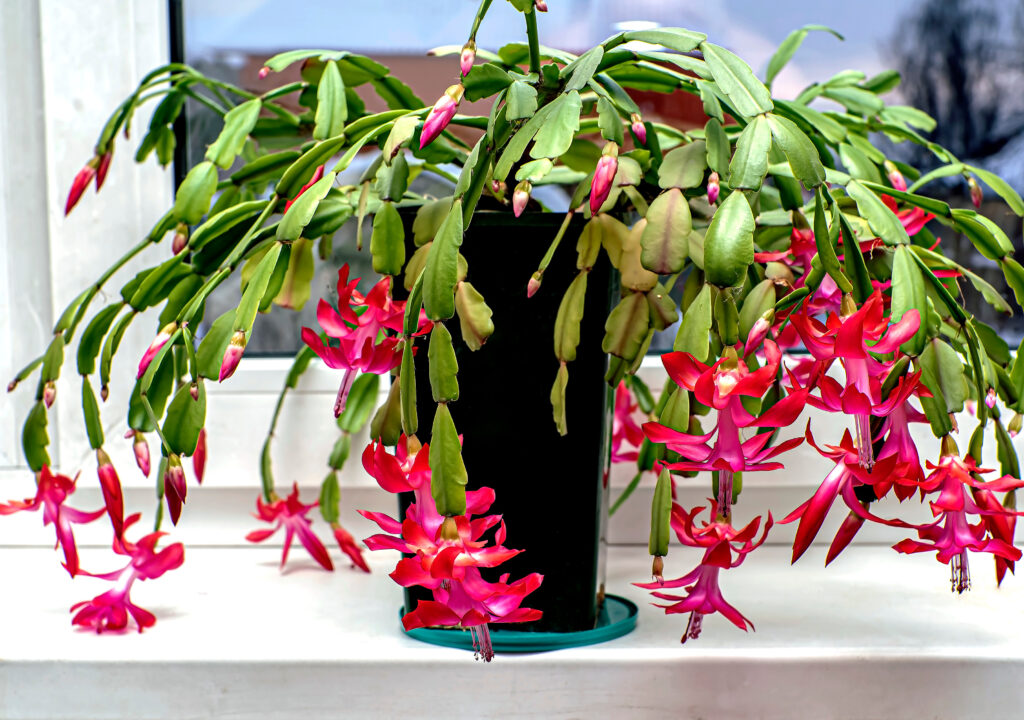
(401, 594, 638, 653)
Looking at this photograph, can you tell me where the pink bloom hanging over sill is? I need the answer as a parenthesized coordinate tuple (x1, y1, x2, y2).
(71, 514, 185, 633)
(0, 466, 105, 577)
(642, 340, 807, 518)
(303, 264, 430, 417)
(611, 381, 644, 464)
(246, 483, 335, 571)
(635, 500, 771, 642)
(359, 439, 542, 661)
(893, 451, 1024, 593)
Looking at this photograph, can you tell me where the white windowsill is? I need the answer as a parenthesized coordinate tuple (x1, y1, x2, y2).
(1, 543, 1021, 719)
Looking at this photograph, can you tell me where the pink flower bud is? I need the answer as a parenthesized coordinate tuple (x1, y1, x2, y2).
(535, 0, 548, 11)
(42, 381, 56, 408)
(126, 429, 151, 477)
(707, 171, 720, 205)
(985, 387, 997, 409)
(630, 113, 646, 145)
(258, 66, 271, 80)
(137, 322, 176, 379)
(100, 384, 109, 401)
(192, 427, 207, 484)
(65, 161, 98, 215)
(460, 40, 476, 77)
(884, 160, 906, 192)
(527, 271, 543, 298)
(491, 179, 506, 196)
(513, 180, 532, 218)
(219, 331, 247, 382)
(966, 399, 977, 416)
(1011, 414, 1023, 438)
(95, 151, 113, 191)
(164, 454, 187, 525)
(420, 84, 464, 149)
(968, 175, 983, 208)
(743, 313, 774, 357)
(589, 144, 619, 215)
(7, 379, 17, 392)
(172, 223, 188, 255)
(96, 448, 124, 538)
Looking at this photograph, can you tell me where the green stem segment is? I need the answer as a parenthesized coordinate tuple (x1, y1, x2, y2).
(525, 7, 542, 75)
(469, 0, 494, 40)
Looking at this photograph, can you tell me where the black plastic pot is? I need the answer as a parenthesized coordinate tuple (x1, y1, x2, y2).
(398, 209, 616, 633)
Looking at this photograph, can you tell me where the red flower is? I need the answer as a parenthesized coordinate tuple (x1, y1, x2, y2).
(246, 483, 334, 571)
(643, 341, 807, 517)
(71, 514, 185, 633)
(0, 466, 105, 576)
(96, 448, 124, 538)
(780, 428, 909, 564)
(332, 524, 370, 573)
(635, 501, 771, 642)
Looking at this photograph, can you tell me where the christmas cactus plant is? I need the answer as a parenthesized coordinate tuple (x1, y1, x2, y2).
(10, 0, 1024, 655)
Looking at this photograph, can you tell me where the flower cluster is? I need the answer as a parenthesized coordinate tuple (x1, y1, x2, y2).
(359, 437, 542, 661)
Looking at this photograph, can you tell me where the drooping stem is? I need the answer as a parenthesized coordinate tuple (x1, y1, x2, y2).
(525, 8, 541, 75)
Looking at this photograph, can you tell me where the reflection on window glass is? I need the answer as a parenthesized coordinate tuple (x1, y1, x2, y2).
(182, 0, 1024, 355)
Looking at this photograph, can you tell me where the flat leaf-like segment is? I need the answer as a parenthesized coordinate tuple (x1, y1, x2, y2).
(700, 42, 774, 118)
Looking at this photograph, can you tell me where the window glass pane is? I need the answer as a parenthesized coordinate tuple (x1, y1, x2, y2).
(182, 0, 1024, 356)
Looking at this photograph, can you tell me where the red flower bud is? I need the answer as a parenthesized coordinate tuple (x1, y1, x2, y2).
(513, 180, 532, 217)
(258, 66, 271, 79)
(163, 454, 187, 525)
(219, 331, 247, 382)
(192, 427, 207, 484)
(65, 160, 98, 215)
(968, 175, 983, 208)
(95, 151, 113, 191)
(137, 322, 176, 379)
(96, 448, 124, 538)
(460, 40, 476, 77)
(172, 223, 189, 255)
(283, 164, 325, 213)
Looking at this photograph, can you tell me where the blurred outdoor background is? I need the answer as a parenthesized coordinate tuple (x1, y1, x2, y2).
(179, 0, 1024, 354)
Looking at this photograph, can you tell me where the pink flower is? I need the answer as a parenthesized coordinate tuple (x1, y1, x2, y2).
(971, 487, 1017, 585)
(781, 428, 909, 564)
(359, 439, 542, 661)
(630, 113, 646, 145)
(246, 483, 334, 571)
(96, 448, 124, 538)
(218, 330, 246, 382)
(303, 265, 428, 417)
(65, 160, 98, 215)
(635, 501, 771, 641)
(71, 514, 185, 633)
(420, 84, 463, 149)
(512, 180, 531, 217)
(137, 323, 176, 379)
(589, 144, 618, 215)
(460, 41, 476, 77)
(126, 430, 151, 477)
(612, 381, 644, 464)
(0, 466, 105, 576)
(789, 291, 920, 466)
(643, 341, 807, 518)
(894, 450, 1023, 592)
